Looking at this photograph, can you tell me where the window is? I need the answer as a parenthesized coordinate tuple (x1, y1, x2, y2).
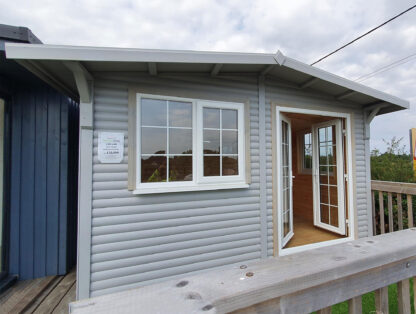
(303, 132, 312, 170)
(135, 94, 247, 194)
(298, 131, 312, 174)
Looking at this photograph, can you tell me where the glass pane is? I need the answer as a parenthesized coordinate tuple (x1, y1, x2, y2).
(203, 108, 220, 128)
(330, 206, 339, 227)
(222, 109, 238, 129)
(304, 153, 312, 169)
(222, 130, 238, 154)
(330, 186, 338, 206)
(169, 101, 192, 127)
(304, 133, 311, 145)
(327, 145, 334, 165)
(320, 204, 329, 224)
(328, 126, 333, 143)
(169, 156, 192, 181)
(320, 184, 329, 205)
(203, 130, 220, 154)
(222, 156, 238, 176)
(204, 156, 220, 176)
(169, 128, 192, 154)
(141, 127, 166, 154)
(328, 166, 337, 184)
(141, 98, 167, 126)
(319, 127, 326, 142)
(283, 211, 290, 237)
(319, 144, 328, 165)
(319, 166, 328, 184)
(282, 121, 287, 143)
(141, 156, 167, 183)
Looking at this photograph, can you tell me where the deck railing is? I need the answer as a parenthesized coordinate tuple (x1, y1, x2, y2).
(70, 229, 416, 314)
(371, 180, 416, 235)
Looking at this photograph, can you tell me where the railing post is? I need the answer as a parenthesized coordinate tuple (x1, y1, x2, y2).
(397, 279, 411, 314)
(388, 192, 393, 232)
(379, 191, 385, 234)
(407, 195, 413, 228)
(397, 194, 403, 230)
(375, 287, 389, 314)
(348, 296, 362, 314)
(372, 191, 376, 235)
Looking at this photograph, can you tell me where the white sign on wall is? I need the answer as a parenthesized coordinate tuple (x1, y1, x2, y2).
(98, 132, 124, 163)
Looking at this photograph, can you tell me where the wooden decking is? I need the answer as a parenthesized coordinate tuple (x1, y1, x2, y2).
(0, 269, 76, 314)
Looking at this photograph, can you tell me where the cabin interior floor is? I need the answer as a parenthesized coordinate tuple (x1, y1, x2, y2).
(286, 215, 343, 248)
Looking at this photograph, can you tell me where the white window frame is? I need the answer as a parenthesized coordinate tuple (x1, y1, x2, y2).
(134, 93, 247, 194)
(197, 100, 246, 185)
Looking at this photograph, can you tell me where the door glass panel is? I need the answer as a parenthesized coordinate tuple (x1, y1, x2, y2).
(317, 125, 339, 228)
(281, 120, 291, 239)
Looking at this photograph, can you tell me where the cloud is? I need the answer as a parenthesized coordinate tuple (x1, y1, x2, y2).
(1, 0, 415, 153)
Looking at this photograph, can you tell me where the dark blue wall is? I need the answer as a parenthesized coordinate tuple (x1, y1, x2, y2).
(6, 79, 79, 280)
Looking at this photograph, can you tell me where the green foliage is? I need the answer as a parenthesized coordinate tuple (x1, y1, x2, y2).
(371, 137, 415, 183)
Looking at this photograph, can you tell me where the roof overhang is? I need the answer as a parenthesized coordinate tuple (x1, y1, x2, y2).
(4, 43, 409, 114)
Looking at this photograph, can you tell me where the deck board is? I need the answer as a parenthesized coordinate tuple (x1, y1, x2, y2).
(0, 269, 76, 314)
(52, 283, 76, 314)
(34, 270, 76, 314)
(0, 278, 42, 313)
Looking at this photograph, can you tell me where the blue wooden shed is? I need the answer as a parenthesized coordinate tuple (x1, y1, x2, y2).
(0, 24, 79, 291)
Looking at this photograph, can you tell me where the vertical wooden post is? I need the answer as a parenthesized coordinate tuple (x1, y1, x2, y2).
(318, 307, 332, 314)
(348, 296, 362, 314)
(397, 279, 411, 314)
(375, 287, 389, 314)
(407, 195, 414, 228)
(372, 191, 376, 235)
(397, 194, 403, 230)
(388, 192, 393, 232)
(379, 191, 385, 234)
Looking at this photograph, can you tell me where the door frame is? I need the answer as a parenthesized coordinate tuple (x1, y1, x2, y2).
(274, 106, 355, 257)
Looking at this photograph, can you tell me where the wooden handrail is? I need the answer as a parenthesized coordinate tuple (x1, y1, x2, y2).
(372, 180, 416, 195)
(70, 229, 416, 314)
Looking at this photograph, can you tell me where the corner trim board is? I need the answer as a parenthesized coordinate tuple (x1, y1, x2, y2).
(258, 75, 268, 258)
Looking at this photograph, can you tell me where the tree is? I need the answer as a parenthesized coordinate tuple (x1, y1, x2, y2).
(371, 137, 415, 183)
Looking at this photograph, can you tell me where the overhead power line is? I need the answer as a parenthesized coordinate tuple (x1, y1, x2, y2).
(310, 4, 416, 65)
(354, 52, 416, 82)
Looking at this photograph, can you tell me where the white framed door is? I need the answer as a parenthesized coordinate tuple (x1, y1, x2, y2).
(312, 119, 346, 235)
(277, 113, 294, 248)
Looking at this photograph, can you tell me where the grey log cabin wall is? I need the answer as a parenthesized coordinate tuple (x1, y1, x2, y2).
(86, 72, 371, 297)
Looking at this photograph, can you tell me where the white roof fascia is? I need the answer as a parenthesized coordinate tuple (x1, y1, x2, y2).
(281, 55, 410, 109)
(5, 43, 409, 109)
(5, 43, 277, 65)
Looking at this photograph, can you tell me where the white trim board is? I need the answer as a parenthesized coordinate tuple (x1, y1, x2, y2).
(274, 105, 355, 257)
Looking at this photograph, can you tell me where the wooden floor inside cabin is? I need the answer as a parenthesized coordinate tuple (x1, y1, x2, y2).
(286, 216, 344, 248)
(0, 268, 76, 314)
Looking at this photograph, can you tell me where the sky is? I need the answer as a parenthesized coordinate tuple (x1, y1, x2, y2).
(1, 0, 415, 153)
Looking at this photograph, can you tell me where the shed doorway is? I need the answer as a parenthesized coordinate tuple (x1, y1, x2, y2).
(276, 108, 353, 254)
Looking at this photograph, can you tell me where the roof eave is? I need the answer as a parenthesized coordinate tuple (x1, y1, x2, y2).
(4, 43, 410, 111)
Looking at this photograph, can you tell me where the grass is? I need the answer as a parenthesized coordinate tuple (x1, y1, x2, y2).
(330, 278, 414, 314)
